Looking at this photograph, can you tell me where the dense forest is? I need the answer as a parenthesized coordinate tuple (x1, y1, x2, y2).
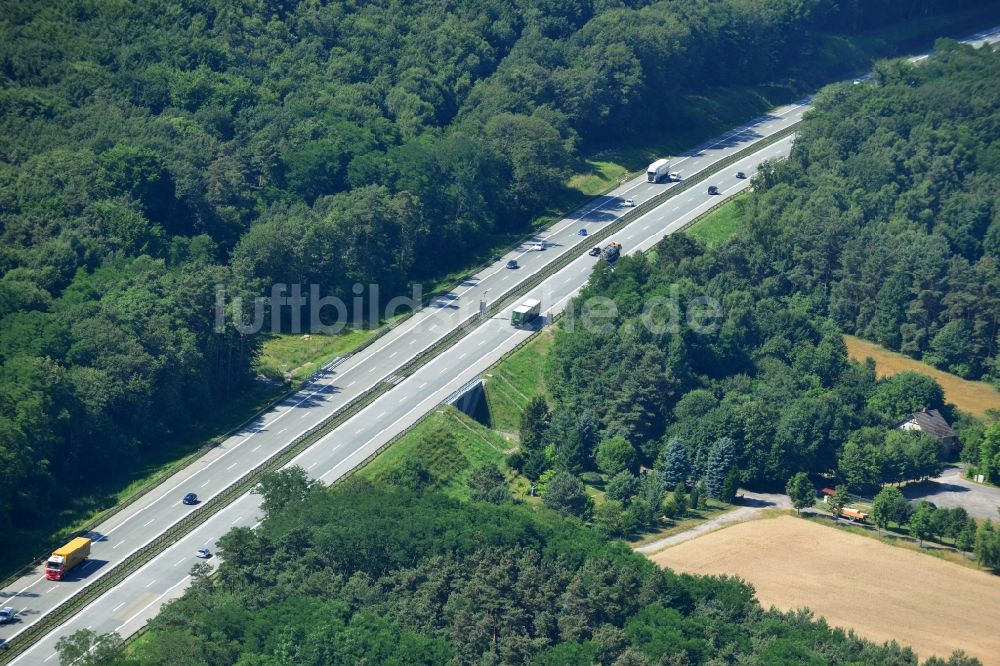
(746, 41, 1000, 381)
(56, 469, 978, 665)
(3, 0, 988, 539)
(520, 43, 999, 505)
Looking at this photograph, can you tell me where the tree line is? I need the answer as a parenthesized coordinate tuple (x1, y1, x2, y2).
(743, 40, 1000, 382)
(808, 481, 1000, 570)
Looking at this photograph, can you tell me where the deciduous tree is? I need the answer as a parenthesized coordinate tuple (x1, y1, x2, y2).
(785, 472, 814, 515)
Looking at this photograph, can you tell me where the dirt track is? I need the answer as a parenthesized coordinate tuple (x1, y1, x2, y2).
(650, 515, 1000, 664)
(634, 491, 789, 554)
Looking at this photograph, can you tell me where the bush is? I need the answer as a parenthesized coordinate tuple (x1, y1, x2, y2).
(542, 471, 593, 519)
(605, 471, 639, 504)
(596, 436, 640, 477)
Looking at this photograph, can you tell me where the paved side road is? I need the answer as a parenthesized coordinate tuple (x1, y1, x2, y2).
(635, 491, 791, 555)
(902, 467, 1000, 520)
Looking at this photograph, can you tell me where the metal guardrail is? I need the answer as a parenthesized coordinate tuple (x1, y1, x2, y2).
(0, 369, 313, 591)
(0, 118, 802, 664)
(444, 376, 484, 406)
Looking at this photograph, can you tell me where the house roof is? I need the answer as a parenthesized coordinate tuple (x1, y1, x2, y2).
(898, 408, 957, 440)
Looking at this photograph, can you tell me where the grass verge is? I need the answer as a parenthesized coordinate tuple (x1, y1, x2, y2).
(256, 328, 380, 382)
(684, 194, 746, 248)
(358, 406, 514, 501)
(483, 329, 554, 433)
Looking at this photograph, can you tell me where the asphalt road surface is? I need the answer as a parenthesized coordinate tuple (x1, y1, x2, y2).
(4, 26, 1000, 662)
(902, 466, 1000, 520)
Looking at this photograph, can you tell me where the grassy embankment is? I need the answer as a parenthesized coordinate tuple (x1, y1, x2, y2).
(482, 329, 555, 434)
(358, 406, 514, 501)
(360, 325, 741, 541)
(256, 329, 380, 383)
(684, 195, 746, 248)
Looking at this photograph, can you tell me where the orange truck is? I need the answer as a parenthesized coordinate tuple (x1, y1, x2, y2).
(45, 537, 91, 580)
(839, 507, 868, 523)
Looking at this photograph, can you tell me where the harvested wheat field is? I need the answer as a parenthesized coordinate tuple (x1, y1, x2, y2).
(844, 335, 1000, 418)
(651, 515, 1000, 664)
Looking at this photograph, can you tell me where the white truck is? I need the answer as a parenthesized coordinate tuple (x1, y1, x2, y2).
(511, 299, 541, 327)
(646, 158, 670, 183)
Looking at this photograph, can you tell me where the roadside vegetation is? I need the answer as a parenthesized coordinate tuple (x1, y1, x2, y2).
(358, 406, 513, 501)
(684, 195, 745, 248)
(482, 329, 553, 434)
(256, 329, 379, 383)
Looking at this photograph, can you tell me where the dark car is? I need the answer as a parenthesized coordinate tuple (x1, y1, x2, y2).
(588, 246, 601, 257)
(707, 185, 719, 195)
(506, 259, 518, 269)
(736, 171, 746, 179)
(578, 228, 587, 236)
(182, 492, 199, 505)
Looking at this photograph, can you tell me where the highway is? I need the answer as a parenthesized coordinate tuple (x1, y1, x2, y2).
(0, 124, 801, 665)
(7, 131, 796, 664)
(4, 26, 999, 662)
